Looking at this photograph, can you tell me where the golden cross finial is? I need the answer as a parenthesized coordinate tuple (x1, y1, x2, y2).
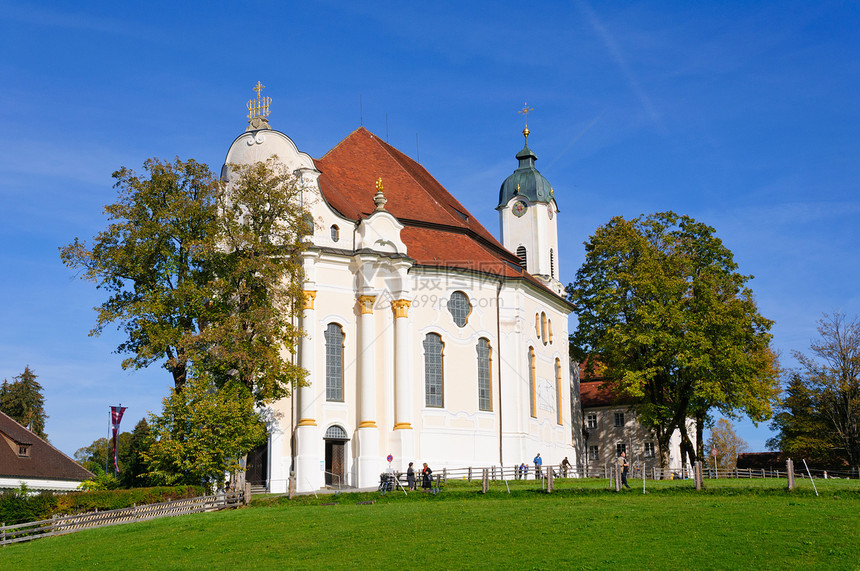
(247, 82, 271, 123)
(519, 102, 533, 139)
(376, 177, 384, 192)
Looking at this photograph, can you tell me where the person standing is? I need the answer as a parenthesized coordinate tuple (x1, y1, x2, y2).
(533, 453, 543, 479)
(618, 451, 631, 489)
(560, 456, 571, 478)
(407, 462, 416, 491)
(421, 462, 433, 490)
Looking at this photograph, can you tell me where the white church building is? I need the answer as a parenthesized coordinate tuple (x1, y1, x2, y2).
(226, 89, 576, 493)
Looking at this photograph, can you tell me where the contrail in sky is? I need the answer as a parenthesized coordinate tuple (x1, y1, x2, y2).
(576, 0, 661, 127)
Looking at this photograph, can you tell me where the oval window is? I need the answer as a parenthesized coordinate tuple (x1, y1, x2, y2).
(447, 291, 471, 327)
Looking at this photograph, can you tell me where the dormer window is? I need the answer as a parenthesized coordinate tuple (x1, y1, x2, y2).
(18, 444, 30, 457)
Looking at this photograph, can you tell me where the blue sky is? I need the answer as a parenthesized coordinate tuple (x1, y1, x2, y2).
(2, 1, 858, 457)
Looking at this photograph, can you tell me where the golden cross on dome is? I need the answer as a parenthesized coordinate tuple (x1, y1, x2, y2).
(247, 82, 271, 122)
(518, 102, 533, 138)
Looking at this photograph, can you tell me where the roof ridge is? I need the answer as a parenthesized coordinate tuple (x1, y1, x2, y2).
(317, 126, 370, 161)
(365, 132, 465, 227)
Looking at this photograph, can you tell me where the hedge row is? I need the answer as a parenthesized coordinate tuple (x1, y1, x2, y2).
(1, 486, 204, 526)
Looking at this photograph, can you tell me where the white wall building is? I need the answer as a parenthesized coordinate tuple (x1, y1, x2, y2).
(580, 380, 693, 477)
(227, 97, 577, 492)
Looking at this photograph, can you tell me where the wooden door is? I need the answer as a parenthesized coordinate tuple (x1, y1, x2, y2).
(331, 442, 345, 486)
(245, 443, 268, 487)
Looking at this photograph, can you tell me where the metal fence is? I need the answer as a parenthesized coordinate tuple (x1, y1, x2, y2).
(1, 489, 246, 547)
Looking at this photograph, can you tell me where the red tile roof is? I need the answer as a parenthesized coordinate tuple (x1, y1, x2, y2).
(580, 380, 638, 408)
(0, 410, 94, 483)
(315, 127, 562, 292)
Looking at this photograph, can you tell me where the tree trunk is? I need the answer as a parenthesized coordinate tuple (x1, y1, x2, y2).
(696, 412, 705, 462)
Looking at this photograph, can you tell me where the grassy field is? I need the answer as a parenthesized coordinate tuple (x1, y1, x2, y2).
(3, 478, 858, 570)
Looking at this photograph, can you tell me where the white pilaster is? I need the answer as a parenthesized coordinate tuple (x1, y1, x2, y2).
(356, 293, 381, 487)
(392, 298, 414, 469)
(296, 288, 321, 493)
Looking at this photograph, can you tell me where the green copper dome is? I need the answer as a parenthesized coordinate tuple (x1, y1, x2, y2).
(497, 139, 554, 209)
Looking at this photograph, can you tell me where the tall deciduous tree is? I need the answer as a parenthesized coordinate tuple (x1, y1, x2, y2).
(0, 366, 48, 439)
(785, 313, 860, 474)
(200, 157, 310, 403)
(567, 212, 779, 467)
(60, 158, 220, 390)
(706, 418, 749, 472)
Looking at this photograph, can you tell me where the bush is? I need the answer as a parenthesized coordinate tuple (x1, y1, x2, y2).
(0, 485, 205, 525)
(0, 486, 58, 525)
(55, 486, 204, 515)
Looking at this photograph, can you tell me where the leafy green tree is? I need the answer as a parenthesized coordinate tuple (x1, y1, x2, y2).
(60, 156, 309, 402)
(121, 418, 155, 488)
(567, 212, 779, 467)
(74, 432, 133, 475)
(200, 157, 310, 403)
(60, 158, 220, 390)
(62, 156, 309, 486)
(0, 366, 48, 439)
(144, 376, 267, 489)
(767, 373, 838, 467)
(706, 418, 749, 472)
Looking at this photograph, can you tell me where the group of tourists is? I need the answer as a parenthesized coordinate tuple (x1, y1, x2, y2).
(405, 461, 434, 491)
(515, 454, 573, 479)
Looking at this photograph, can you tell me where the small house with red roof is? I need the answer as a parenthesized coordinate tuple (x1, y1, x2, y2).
(229, 94, 576, 492)
(0, 410, 93, 491)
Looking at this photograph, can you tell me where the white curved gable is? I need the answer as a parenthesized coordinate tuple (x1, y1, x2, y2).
(223, 129, 317, 172)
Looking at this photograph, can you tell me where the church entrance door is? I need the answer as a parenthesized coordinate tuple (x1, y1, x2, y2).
(323, 424, 349, 487)
(245, 443, 268, 490)
(326, 441, 345, 486)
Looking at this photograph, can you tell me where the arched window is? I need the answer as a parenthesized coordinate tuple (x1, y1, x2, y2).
(330, 224, 340, 242)
(477, 338, 492, 411)
(535, 313, 541, 338)
(548, 318, 553, 344)
(550, 248, 555, 279)
(555, 358, 563, 425)
(447, 291, 471, 327)
(324, 425, 348, 440)
(528, 346, 536, 418)
(325, 323, 344, 401)
(424, 333, 444, 407)
(516, 246, 527, 270)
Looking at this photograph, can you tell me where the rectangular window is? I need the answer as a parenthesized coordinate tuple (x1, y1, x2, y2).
(614, 412, 625, 427)
(325, 323, 344, 402)
(588, 446, 599, 461)
(586, 413, 597, 429)
(477, 338, 492, 411)
(616, 443, 626, 457)
(555, 358, 563, 425)
(424, 333, 444, 407)
(644, 442, 655, 458)
(528, 347, 536, 418)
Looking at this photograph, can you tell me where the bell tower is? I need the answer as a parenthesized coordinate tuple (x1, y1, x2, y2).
(497, 105, 562, 295)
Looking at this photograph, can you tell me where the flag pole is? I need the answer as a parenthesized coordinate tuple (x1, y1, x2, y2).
(105, 405, 111, 475)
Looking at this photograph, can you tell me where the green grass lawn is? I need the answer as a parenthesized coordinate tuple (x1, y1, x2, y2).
(3, 478, 858, 570)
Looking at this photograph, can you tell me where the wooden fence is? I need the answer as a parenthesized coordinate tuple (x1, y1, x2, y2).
(1, 489, 246, 547)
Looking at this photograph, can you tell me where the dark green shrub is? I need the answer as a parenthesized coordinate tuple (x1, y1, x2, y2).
(0, 487, 58, 525)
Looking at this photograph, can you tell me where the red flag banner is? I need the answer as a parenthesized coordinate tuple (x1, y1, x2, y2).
(110, 406, 127, 474)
